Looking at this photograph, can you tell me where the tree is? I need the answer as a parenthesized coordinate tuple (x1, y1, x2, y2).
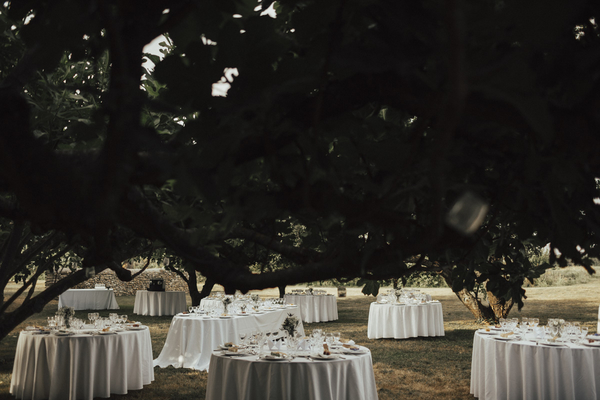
(1, 0, 600, 336)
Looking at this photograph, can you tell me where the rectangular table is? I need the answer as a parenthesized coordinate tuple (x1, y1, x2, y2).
(154, 306, 304, 371)
(58, 288, 119, 310)
(133, 290, 187, 316)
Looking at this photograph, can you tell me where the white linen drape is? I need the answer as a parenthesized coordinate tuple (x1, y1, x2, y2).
(133, 290, 187, 316)
(154, 306, 304, 372)
(205, 349, 378, 400)
(367, 302, 444, 339)
(471, 331, 600, 400)
(10, 329, 154, 400)
(283, 294, 339, 323)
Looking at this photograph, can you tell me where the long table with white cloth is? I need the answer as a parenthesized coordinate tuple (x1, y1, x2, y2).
(206, 346, 378, 400)
(471, 330, 600, 400)
(58, 288, 119, 310)
(283, 294, 339, 323)
(367, 301, 444, 339)
(10, 327, 153, 400)
(133, 290, 187, 316)
(154, 306, 304, 372)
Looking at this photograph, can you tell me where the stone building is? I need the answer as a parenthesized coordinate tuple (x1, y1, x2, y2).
(45, 268, 189, 296)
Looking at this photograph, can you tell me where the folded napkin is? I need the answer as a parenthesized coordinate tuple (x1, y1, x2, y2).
(268, 339, 282, 351)
(297, 339, 309, 351)
(500, 331, 514, 338)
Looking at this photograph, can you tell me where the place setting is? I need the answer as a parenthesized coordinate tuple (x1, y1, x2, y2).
(205, 315, 378, 400)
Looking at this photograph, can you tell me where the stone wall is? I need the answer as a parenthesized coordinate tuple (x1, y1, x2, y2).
(45, 268, 190, 296)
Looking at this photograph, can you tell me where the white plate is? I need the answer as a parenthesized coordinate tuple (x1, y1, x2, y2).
(586, 335, 600, 341)
(311, 354, 341, 360)
(126, 326, 145, 330)
(224, 351, 252, 356)
(54, 332, 72, 336)
(219, 316, 233, 319)
(219, 345, 234, 350)
(583, 342, 600, 347)
(99, 331, 117, 335)
(260, 355, 289, 361)
(341, 349, 368, 355)
(539, 341, 566, 346)
(178, 313, 191, 317)
(477, 329, 499, 335)
(494, 336, 517, 341)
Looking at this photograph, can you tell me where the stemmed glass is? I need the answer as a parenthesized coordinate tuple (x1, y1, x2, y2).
(580, 326, 589, 343)
(239, 332, 247, 346)
(499, 318, 507, 332)
(333, 332, 341, 345)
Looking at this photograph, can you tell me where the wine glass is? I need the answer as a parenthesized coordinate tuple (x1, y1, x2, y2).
(333, 332, 341, 344)
(499, 318, 507, 332)
(239, 332, 247, 346)
(580, 326, 589, 343)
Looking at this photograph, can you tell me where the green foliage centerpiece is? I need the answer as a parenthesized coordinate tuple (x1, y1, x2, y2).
(57, 306, 75, 328)
(222, 296, 232, 315)
(281, 313, 300, 338)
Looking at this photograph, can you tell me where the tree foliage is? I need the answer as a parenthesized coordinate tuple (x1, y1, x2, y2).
(1, 0, 600, 334)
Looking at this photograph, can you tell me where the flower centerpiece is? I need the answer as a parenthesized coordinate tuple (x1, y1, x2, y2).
(222, 296, 233, 314)
(394, 289, 402, 303)
(308, 287, 314, 295)
(251, 293, 260, 304)
(281, 313, 300, 338)
(57, 306, 75, 328)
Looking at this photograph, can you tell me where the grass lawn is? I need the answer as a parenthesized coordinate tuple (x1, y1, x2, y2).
(1, 275, 600, 399)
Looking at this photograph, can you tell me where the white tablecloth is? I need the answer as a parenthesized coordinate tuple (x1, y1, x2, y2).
(283, 294, 339, 323)
(200, 298, 225, 310)
(133, 290, 187, 316)
(58, 289, 119, 310)
(206, 348, 379, 400)
(367, 301, 444, 339)
(154, 306, 304, 372)
(471, 331, 600, 400)
(10, 328, 154, 400)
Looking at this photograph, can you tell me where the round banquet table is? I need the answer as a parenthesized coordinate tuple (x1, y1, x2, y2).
(367, 301, 444, 339)
(10, 327, 154, 400)
(58, 288, 119, 310)
(471, 330, 600, 400)
(133, 290, 187, 316)
(205, 348, 379, 400)
(283, 294, 339, 323)
(154, 306, 304, 372)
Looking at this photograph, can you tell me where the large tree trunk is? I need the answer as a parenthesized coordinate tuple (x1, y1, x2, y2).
(184, 262, 202, 306)
(440, 270, 513, 323)
(198, 277, 216, 304)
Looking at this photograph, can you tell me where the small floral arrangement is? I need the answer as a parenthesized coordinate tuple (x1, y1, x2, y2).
(251, 293, 260, 303)
(57, 306, 75, 318)
(281, 313, 299, 337)
(222, 297, 233, 306)
(394, 289, 402, 301)
(308, 287, 313, 295)
(57, 306, 75, 327)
